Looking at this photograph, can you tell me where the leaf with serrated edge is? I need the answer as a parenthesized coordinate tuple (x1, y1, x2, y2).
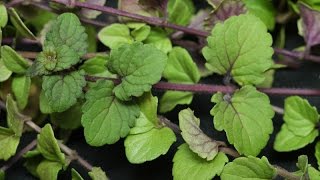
(42, 70, 86, 112)
(98, 23, 133, 49)
(0, 127, 20, 160)
(173, 144, 228, 180)
(72, 168, 84, 180)
(1, 45, 30, 74)
(8, 8, 36, 39)
(107, 42, 167, 101)
(6, 94, 29, 136)
(12, 75, 31, 109)
(37, 124, 65, 164)
(179, 108, 223, 161)
(283, 96, 319, 137)
(202, 14, 273, 86)
(36, 160, 63, 180)
(274, 124, 318, 152)
(45, 13, 88, 56)
(211, 85, 274, 156)
(81, 80, 140, 146)
(89, 167, 109, 180)
(221, 156, 276, 180)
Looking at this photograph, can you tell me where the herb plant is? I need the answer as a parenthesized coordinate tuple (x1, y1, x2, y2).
(0, 0, 320, 179)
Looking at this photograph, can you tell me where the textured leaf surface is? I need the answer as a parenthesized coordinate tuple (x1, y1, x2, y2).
(108, 42, 167, 101)
(42, 71, 86, 112)
(274, 124, 318, 152)
(202, 14, 273, 86)
(283, 96, 319, 137)
(82, 80, 140, 146)
(0, 3, 8, 27)
(89, 167, 109, 180)
(179, 108, 223, 161)
(221, 156, 276, 180)
(98, 23, 133, 49)
(6, 94, 28, 136)
(46, 13, 88, 56)
(8, 8, 36, 39)
(173, 144, 228, 180)
(0, 127, 20, 160)
(12, 75, 31, 109)
(1, 45, 30, 74)
(36, 160, 63, 180)
(211, 86, 274, 156)
(0, 58, 12, 82)
(37, 124, 65, 164)
(168, 0, 195, 26)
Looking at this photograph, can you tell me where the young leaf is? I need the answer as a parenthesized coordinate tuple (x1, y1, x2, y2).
(0, 58, 12, 82)
(8, 8, 36, 39)
(12, 75, 31, 109)
(80, 0, 106, 19)
(242, 0, 276, 30)
(42, 70, 86, 112)
(45, 13, 88, 57)
(71, 168, 84, 180)
(37, 124, 65, 164)
(299, 3, 320, 51)
(202, 14, 273, 86)
(98, 23, 133, 49)
(179, 108, 224, 161)
(160, 47, 200, 112)
(81, 80, 140, 146)
(297, 155, 308, 175)
(1, 45, 30, 74)
(283, 96, 319, 137)
(221, 156, 276, 179)
(274, 124, 318, 152)
(36, 160, 63, 180)
(80, 55, 114, 77)
(88, 167, 109, 180)
(128, 23, 151, 42)
(107, 42, 167, 101)
(316, 142, 320, 169)
(211, 86, 274, 156)
(0, 3, 8, 28)
(51, 102, 82, 130)
(167, 0, 195, 26)
(0, 127, 20, 160)
(173, 144, 228, 180)
(295, 155, 320, 180)
(144, 28, 172, 53)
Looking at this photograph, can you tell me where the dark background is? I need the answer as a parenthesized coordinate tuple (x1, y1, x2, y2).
(1, 0, 320, 179)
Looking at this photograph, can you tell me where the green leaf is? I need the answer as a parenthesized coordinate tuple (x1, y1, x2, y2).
(81, 80, 140, 146)
(0, 170, 4, 180)
(6, 94, 29, 136)
(0, 3, 8, 28)
(42, 70, 86, 112)
(1, 45, 30, 74)
(45, 13, 88, 57)
(137, 92, 158, 124)
(124, 113, 176, 163)
(274, 124, 318, 152)
(71, 168, 84, 180)
(51, 102, 82, 130)
(243, 0, 276, 30)
(309, 166, 320, 180)
(202, 14, 273, 86)
(128, 23, 151, 42)
(85, 25, 97, 53)
(179, 108, 223, 161)
(108, 42, 167, 101)
(37, 124, 65, 164)
(144, 28, 172, 53)
(221, 156, 276, 180)
(168, 0, 195, 26)
(28, 45, 80, 76)
(283, 96, 319, 136)
(160, 47, 200, 112)
(36, 160, 63, 180)
(80, 55, 114, 77)
(98, 23, 133, 49)
(12, 75, 31, 109)
(316, 142, 320, 169)
(88, 167, 109, 180)
(211, 85, 274, 156)
(0, 57, 12, 82)
(0, 127, 20, 160)
(297, 155, 308, 175)
(23, 150, 43, 178)
(39, 90, 53, 114)
(160, 91, 193, 113)
(173, 144, 228, 180)
(8, 8, 36, 39)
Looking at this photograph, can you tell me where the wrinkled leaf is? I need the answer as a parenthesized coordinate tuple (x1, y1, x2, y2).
(0, 58, 12, 82)
(6, 94, 28, 136)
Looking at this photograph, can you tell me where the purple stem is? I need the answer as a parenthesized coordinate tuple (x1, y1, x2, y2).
(274, 48, 320, 63)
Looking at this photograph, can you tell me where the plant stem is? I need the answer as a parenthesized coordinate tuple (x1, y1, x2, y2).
(275, 166, 300, 180)
(274, 48, 320, 64)
(219, 147, 240, 158)
(272, 105, 284, 115)
(0, 140, 37, 172)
